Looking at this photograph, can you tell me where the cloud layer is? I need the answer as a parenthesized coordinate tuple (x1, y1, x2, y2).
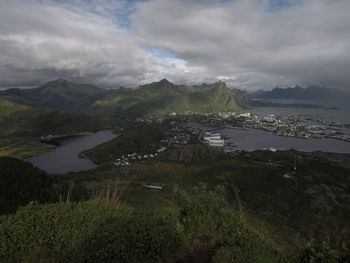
(0, 0, 350, 90)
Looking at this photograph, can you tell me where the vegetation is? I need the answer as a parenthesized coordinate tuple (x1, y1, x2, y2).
(91, 79, 250, 116)
(1, 79, 251, 117)
(0, 157, 54, 215)
(0, 97, 118, 158)
(0, 148, 349, 261)
(0, 187, 281, 263)
(0, 79, 111, 111)
(82, 123, 165, 163)
(0, 79, 349, 261)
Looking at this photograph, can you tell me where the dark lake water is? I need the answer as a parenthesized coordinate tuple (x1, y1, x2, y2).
(219, 128, 350, 153)
(183, 121, 350, 153)
(26, 130, 117, 174)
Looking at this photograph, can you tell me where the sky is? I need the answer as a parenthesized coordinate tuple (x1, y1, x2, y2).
(0, 0, 350, 91)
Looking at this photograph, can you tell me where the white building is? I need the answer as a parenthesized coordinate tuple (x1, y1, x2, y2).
(208, 139, 225, 147)
(204, 133, 221, 141)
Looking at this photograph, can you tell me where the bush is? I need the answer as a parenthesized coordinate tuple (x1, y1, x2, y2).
(176, 184, 277, 262)
(298, 240, 350, 263)
(0, 201, 182, 262)
(0, 157, 53, 214)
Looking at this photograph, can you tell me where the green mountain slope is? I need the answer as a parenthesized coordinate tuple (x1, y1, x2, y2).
(0, 79, 111, 111)
(0, 97, 104, 138)
(1, 79, 251, 116)
(0, 97, 109, 158)
(91, 79, 251, 116)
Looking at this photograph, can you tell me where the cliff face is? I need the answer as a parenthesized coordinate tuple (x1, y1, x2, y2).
(232, 88, 251, 109)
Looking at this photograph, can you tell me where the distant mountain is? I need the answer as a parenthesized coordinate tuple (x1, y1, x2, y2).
(0, 79, 111, 111)
(91, 79, 251, 116)
(251, 85, 350, 103)
(0, 79, 251, 116)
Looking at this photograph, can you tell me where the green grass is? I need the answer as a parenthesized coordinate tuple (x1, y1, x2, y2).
(52, 148, 350, 255)
(0, 138, 54, 159)
(0, 190, 283, 262)
(1, 146, 349, 261)
(0, 97, 123, 158)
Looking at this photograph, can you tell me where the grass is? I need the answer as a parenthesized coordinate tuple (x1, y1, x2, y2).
(50, 147, 350, 256)
(0, 147, 349, 261)
(0, 138, 55, 159)
(0, 191, 283, 262)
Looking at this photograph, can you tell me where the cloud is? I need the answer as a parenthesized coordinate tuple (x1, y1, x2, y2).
(0, 0, 349, 90)
(132, 0, 350, 90)
(0, 0, 181, 88)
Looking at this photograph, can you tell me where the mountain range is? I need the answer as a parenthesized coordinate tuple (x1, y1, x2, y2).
(0, 79, 251, 116)
(251, 85, 350, 103)
(0, 79, 109, 111)
(91, 79, 251, 116)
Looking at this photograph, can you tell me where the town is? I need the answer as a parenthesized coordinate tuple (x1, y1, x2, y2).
(139, 111, 350, 143)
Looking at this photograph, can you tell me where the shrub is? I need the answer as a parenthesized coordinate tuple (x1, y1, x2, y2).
(0, 201, 182, 262)
(0, 157, 53, 214)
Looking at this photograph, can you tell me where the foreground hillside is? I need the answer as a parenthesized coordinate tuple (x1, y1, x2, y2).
(91, 79, 251, 116)
(1, 147, 349, 262)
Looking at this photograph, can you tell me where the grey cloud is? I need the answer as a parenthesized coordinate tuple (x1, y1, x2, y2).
(0, 0, 171, 88)
(132, 0, 350, 90)
(0, 0, 350, 91)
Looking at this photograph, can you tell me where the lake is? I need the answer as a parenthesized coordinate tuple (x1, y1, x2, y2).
(182, 121, 350, 153)
(26, 130, 117, 174)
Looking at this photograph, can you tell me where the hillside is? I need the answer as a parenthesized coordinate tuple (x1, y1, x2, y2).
(0, 97, 111, 158)
(81, 124, 165, 164)
(0, 157, 54, 214)
(1, 150, 350, 262)
(0, 97, 105, 138)
(252, 85, 350, 103)
(0, 79, 111, 111)
(91, 79, 251, 116)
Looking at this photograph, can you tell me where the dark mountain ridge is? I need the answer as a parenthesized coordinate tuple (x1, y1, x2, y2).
(0, 79, 111, 111)
(251, 85, 350, 103)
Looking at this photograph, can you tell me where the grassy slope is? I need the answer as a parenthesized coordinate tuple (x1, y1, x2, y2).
(0, 148, 349, 261)
(57, 147, 350, 255)
(0, 79, 111, 111)
(0, 157, 54, 215)
(0, 198, 276, 263)
(0, 97, 115, 158)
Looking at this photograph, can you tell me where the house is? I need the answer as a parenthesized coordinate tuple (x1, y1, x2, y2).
(208, 139, 224, 147)
(157, 146, 166, 153)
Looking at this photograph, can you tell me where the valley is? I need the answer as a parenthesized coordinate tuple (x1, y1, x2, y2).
(0, 79, 349, 262)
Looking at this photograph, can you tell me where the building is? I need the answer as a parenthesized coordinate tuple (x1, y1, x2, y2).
(208, 139, 225, 147)
(203, 132, 221, 141)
